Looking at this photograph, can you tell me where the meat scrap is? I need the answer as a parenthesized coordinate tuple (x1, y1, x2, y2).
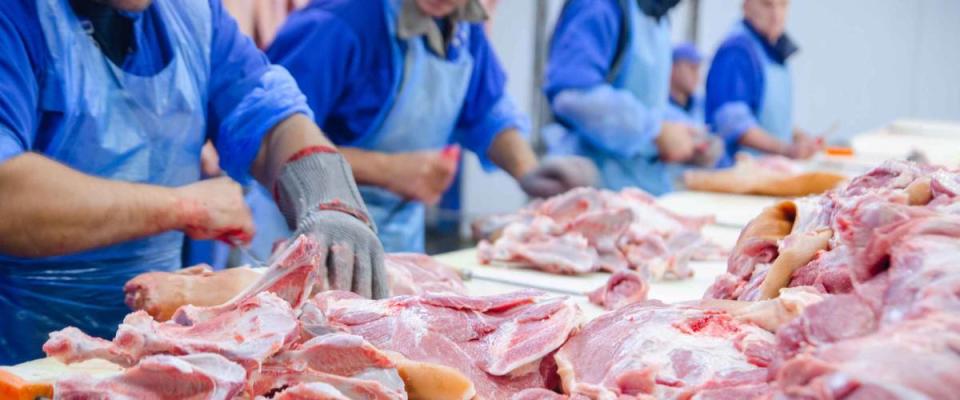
(554, 301, 776, 399)
(478, 188, 722, 279)
(587, 269, 649, 311)
(303, 290, 582, 399)
(684, 154, 846, 197)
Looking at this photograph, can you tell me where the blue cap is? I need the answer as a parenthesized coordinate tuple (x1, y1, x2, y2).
(672, 43, 703, 64)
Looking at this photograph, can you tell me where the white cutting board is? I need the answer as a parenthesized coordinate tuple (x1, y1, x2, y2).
(656, 191, 776, 228)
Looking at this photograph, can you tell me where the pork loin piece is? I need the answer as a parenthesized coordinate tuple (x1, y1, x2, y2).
(53, 353, 246, 400)
(44, 292, 299, 373)
(303, 290, 581, 399)
(555, 302, 776, 399)
(775, 313, 960, 400)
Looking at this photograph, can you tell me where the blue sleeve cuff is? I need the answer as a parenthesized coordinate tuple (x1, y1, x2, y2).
(552, 86, 661, 158)
(712, 101, 757, 147)
(457, 95, 530, 172)
(214, 65, 314, 183)
(0, 128, 25, 165)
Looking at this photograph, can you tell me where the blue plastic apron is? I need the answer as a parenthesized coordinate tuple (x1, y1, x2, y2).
(580, 0, 673, 195)
(353, 0, 473, 253)
(0, 0, 210, 364)
(743, 22, 794, 153)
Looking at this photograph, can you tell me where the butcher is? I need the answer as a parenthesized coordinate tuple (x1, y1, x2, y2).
(0, 0, 385, 364)
(543, 0, 706, 195)
(266, 0, 597, 253)
(704, 0, 820, 167)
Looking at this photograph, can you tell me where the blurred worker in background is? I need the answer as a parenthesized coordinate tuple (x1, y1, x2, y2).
(544, 0, 702, 196)
(0, 0, 385, 364)
(705, 0, 820, 167)
(268, 0, 597, 253)
(666, 43, 704, 125)
(664, 42, 725, 179)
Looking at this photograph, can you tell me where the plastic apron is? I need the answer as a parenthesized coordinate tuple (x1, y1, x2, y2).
(743, 22, 794, 155)
(0, 0, 210, 364)
(578, 0, 673, 195)
(352, 0, 473, 253)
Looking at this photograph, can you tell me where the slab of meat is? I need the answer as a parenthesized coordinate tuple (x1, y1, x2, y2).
(385, 253, 467, 296)
(705, 161, 960, 302)
(44, 292, 299, 373)
(173, 234, 323, 325)
(53, 353, 246, 400)
(251, 333, 405, 398)
(775, 313, 960, 399)
(587, 269, 649, 311)
(554, 301, 776, 399)
(125, 253, 466, 322)
(683, 154, 846, 197)
(478, 188, 721, 278)
(302, 290, 581, 399)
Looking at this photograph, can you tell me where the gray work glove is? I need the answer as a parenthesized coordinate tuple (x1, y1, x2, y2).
(275, 149, 387, 299)
(691, 134, 725, 168)
(518, 156, 599, 198)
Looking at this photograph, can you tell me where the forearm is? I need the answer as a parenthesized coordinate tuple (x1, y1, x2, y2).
(740, 127, 789, 155)
(339, 148, 392, 188)
(0, 154, 183, 257)
(487, 129, 538, 179)
(251, 113, 335, 190)
(552, 86, 660, 157)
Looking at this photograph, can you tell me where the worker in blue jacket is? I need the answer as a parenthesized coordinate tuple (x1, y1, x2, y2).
(0, 0, 385, 364)
(268, 0, 597, 253)
(543, 0, 701, 195)
(705, 0, 819, 167)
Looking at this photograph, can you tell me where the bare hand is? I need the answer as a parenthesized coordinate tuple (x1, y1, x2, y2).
(386, 146, 461, 205)
(174, 177, 254, 245)
(785, 133, 820, 160)
(656, 122, 697, 163)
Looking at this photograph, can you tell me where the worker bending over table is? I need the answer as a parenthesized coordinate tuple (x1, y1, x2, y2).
(0, 0, 384, 364)
(268, 0, 597, 253)
(705, 0, 820, 167)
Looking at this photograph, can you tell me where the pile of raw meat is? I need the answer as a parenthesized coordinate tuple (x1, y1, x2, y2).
(698, 160, 960, 398)
(477, 188, 724, 279)
(43, 236, 583, 399)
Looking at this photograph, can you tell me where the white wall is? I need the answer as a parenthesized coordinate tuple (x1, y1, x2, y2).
(698, 0, 960, 139)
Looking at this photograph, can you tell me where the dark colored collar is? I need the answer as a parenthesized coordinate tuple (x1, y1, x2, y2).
(743, 19, 798, 64)
(69, 0, 138, 66)
(636, 0, 681, 20)
(670, 95, 694, 113)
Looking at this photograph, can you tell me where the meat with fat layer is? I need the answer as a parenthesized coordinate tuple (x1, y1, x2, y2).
(53, 353, 246, 400)
(302, 290, 581, 399)
(554, 301, 776, 399)
(587, 269, 650, 311)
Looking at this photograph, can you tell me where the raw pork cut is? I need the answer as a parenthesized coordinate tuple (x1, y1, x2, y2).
(385, 253, 467, 296)
(478, 188, 721, 279)
(302, 290, 581, 399)
(44, 292, 299, 373)
(554, 301, 776, 399)
(124, 252, 466, 321)
(775, 313, 960, 400)
(587, 269, 649, 310)
(683, 154, 846, 197)
(53, 353, 246, 400)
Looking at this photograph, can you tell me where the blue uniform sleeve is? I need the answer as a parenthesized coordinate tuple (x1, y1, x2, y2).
(454, 24, 528, 170)
(705, 42, 761, 146)
(206, 0, 313, 183)
(0, 3, 41, 165)
(266, 8, 359, 132)
(545, 0, 660, 159)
